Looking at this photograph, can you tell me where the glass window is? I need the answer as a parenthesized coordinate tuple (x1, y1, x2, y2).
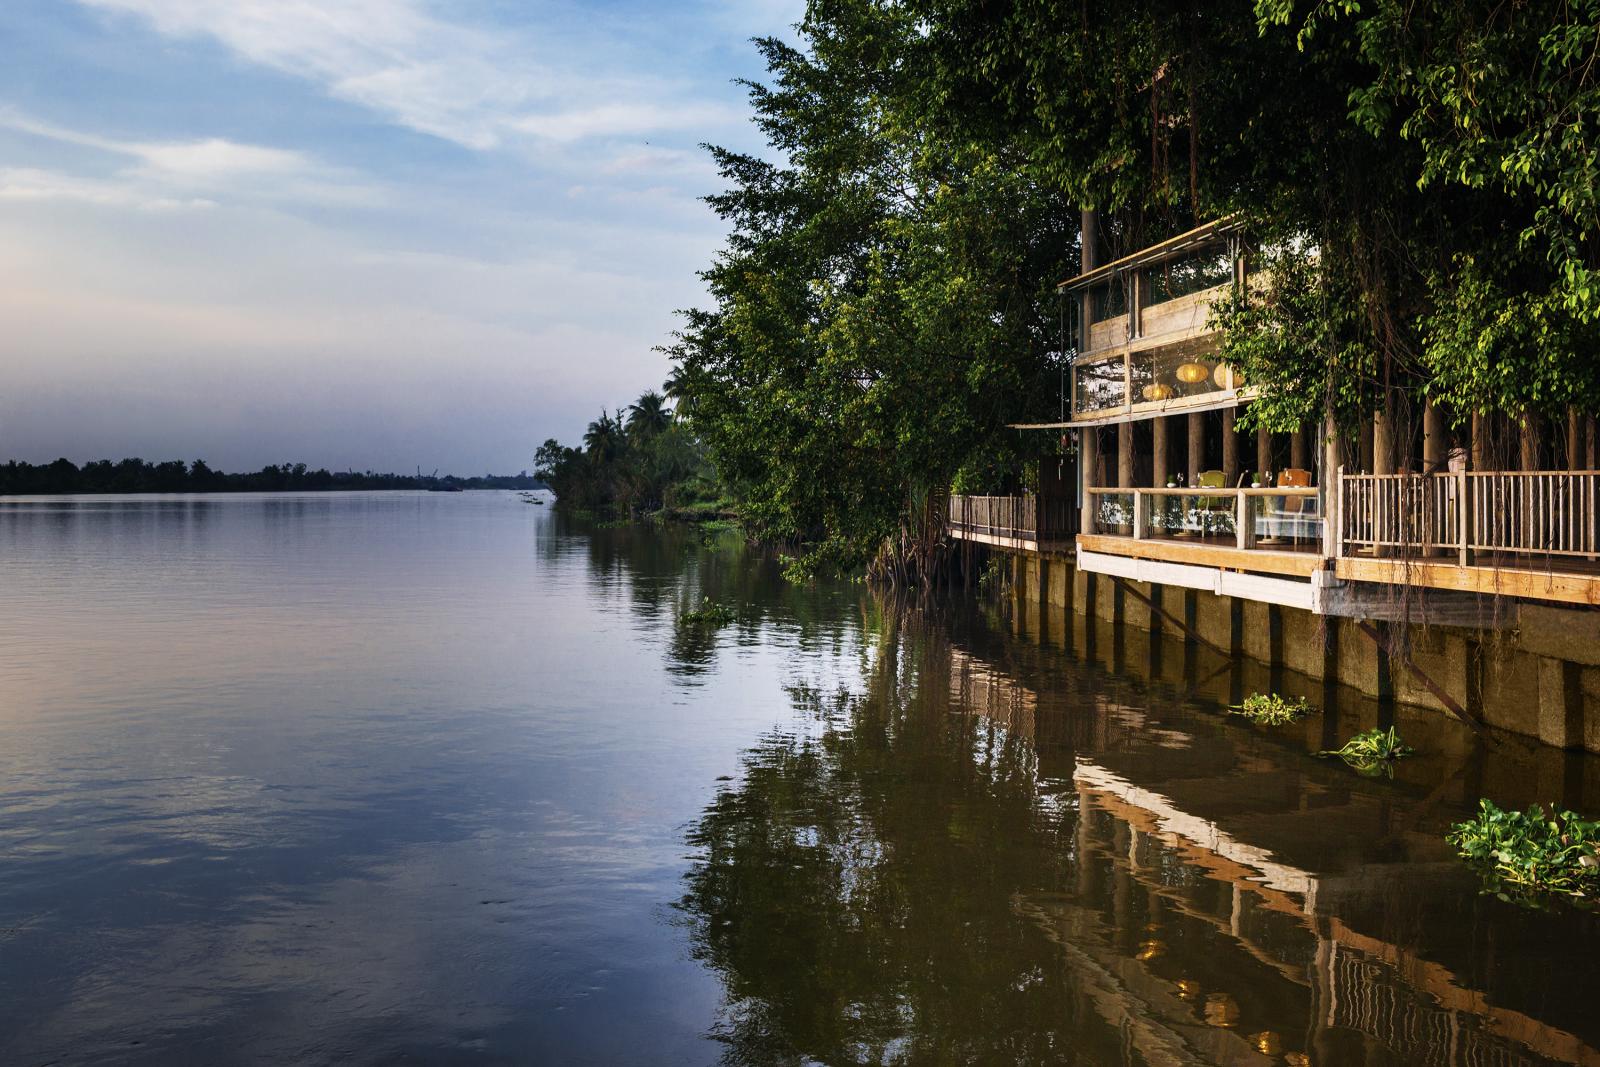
(1073, 355, 1127, 414)
(1090, 275, 1128, 322)
(1145, 247, 1234, 305)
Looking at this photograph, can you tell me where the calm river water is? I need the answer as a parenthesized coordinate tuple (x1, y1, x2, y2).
(2, 491, 1599, 1066)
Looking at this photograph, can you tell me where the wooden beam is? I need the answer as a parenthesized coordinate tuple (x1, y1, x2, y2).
(1077, 533, 1323, 577)
(1335, 557, 1600, 606)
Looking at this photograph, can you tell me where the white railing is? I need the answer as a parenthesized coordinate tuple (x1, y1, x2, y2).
(1338, 469, 1600, 563)
(1083, 486, 1322, 551)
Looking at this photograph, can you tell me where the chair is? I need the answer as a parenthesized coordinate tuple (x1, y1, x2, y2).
(1274, 468, 1314, 543)
(1277, 468, 1312, 488)
(1195, 470, 1227, 539)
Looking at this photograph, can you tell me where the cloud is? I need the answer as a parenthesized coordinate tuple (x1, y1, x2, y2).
(71, 0, 745, 152)
(0, 167, 216, 211)
(0, 109, 312, 179)
(0, 110, 382, 210)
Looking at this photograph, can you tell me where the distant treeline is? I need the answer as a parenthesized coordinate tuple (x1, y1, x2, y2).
(0, 458, 544, 495)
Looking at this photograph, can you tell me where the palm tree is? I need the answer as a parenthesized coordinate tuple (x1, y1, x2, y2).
(663, 365, 695, 420)
(626, 390, 673, 437)
(583, 410, 624, 462)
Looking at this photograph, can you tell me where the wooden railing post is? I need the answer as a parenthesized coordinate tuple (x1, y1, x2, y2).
(1457, 470, 1469, 566)
(1236, 490, 1252, 550)
(1133, 490, 1145, 540)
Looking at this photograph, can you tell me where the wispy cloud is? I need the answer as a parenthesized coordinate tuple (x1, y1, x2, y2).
(0, 167, 216, 211)
(72, 0, 745, 151)
(0, 110, 379, 207)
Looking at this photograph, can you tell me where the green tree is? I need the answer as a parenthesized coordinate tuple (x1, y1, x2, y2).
(668, 0, 1074, 582)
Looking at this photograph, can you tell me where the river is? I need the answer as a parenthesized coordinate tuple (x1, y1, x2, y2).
(0, 491, 1597, 1065)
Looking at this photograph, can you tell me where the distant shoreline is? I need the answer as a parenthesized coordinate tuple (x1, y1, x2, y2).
(1, 457, 544, 496)
(0, 486, 549, 497)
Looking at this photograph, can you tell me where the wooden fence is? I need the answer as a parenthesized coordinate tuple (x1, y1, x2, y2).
(1338, 469, 1600, 563)
(947, 494, 1076, 544)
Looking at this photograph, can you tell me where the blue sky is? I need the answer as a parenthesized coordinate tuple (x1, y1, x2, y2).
(0, 0, 799, 474)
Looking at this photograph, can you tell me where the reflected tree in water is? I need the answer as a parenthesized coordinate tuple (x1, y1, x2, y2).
(676, 613, 1146, 1065)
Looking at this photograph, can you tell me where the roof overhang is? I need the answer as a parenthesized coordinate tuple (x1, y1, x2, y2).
(1008, 391, 1245, 430)
(1059, 216, 1241, 293)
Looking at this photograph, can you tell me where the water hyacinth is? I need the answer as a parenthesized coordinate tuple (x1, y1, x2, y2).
(1316, 726, 1414, 776)
(1449, 799, 1600, 905)
(1228, 693, 1313, 725)
(679, 598, 736, 628)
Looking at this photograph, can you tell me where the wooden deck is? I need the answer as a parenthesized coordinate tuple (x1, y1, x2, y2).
(949, 477, 1600, 609)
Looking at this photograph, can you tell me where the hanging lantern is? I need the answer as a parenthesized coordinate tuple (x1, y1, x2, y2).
(1176, 361, 1211, 384)
(1214, 362, 1245, 389)
(1141, 382, 1175, 402)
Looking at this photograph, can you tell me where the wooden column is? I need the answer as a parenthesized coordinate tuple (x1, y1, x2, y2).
(1222, 409, 1240, 486)
(1372, 407, 1395, 557)
(1118, 422, 1134, 488)
(1359, 418, 1375, 473)
(1256, 425, 1272, 484)
(1080, 208, 1097, 347)
(1422, 400, 1446, 473)
(1152, 416, 1170, 487)
(1470, 411, 1488, 471)
(1520, 412, 1542, 470)
(1079, 427, 1098, 535)
(1290, 427, 1309, 471)
(1567, 407, 1583, 470)
(1151, 415, 1170, 539)
(1321, 414, 1341, 557)
(1187, 412, 1205, 484)
(1373, 408, 1395, 476)
(1588, 415, 1598, 470)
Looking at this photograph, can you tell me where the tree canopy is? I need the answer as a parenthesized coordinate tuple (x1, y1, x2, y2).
(666, 0, 1600, 573)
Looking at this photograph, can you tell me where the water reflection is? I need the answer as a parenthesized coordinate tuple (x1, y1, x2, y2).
(682, 603, 1600, 1066)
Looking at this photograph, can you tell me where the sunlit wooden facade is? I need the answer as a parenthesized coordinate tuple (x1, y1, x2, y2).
(951, 218, 1600, 612)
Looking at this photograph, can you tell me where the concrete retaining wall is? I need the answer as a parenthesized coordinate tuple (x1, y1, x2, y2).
(995, 547, 1600, 754)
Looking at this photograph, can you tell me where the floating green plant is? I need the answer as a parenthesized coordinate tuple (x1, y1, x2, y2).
(1449, 799, 1600, 905)
(1228, 693, 1313, 726)
(679, 598, 736, 628)
(1316, 726, 1414, 775)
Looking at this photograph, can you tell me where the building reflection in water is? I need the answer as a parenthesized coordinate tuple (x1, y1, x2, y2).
(682, 599, 1600, 1066)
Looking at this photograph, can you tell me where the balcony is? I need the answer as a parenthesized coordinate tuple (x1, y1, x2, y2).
(1336, 470, 1600, 604)
(1065, 220, 1245, 423)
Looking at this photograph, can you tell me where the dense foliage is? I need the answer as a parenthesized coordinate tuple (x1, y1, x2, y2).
(534, 390, 721, 517)
(666, 2, 1075, 580)
(0, 457, 538, 495)
(666, 0, 1600, 576)
(1451, 799, 1600, 904)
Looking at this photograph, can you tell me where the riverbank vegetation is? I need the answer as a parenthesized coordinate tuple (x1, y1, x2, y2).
(651, 0, 1600, 582)
(0, 457, 540, 495)
(534, 390, 727, 519)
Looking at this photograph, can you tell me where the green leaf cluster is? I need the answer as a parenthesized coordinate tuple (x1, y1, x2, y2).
(1449, 799, 1600, 904)
(1316, 726, 1415, 774)
(1229, 693, 1314, 726)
